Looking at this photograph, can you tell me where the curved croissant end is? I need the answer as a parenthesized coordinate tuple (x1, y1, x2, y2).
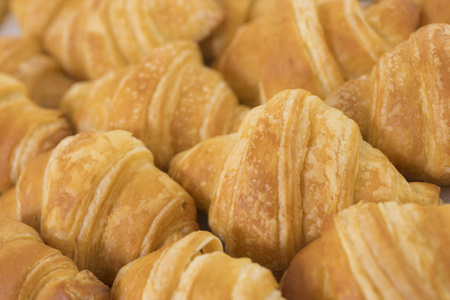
(0, 217, 109, 299)
(0, 37, 74, 108)
(111, 231, 283, 300)
(0, 73, 72, 193)
(281, 202, 450, 300)
(326, 24, 450, 185)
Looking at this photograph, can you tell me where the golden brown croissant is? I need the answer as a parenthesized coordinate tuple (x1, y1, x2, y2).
(12, 0, 224, 79)
(0, 73, 72, 193)
(216, 0, 422, 106)
(0, 130, 198, 285)
(421, 0, 450, 25)
(111, 231, 284, 300)
(281, 202, 450, 300)
(61, 41, 249, 170)
(169, 89, 442, 278)
(0, 217, 109, 299)
(0, 37, 74, 108)
(325, 24, 450, 185)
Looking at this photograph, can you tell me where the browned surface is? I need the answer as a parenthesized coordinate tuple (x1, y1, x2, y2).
(12, 0, 225, 79)
(421, 0, 450, 25)
(217, 0, 421, 106)
(111, 231, 283, 300)
(0, 217, 109, 300)
(326, 24, 450, 184)
(169, 89, 441, 278)
(61, 41, 248, 170)
(0, 37, 74, 108)
(0, 74, 72, 193)
(282, 202, 450, 299)
(0, 131, 198, 285)
(201, 0, 275, 62)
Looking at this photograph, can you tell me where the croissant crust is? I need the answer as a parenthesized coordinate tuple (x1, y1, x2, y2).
(169, 89, 441, 278)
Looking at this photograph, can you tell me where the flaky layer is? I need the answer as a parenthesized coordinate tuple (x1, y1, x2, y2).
(0, 218, 109, 300)
(282, 202, 450, 300)
(326, 24, 450, 184)
(13, 0, 224, 79)
(1, 130, 198, 285)
(0, 74, 72, 193)
(169, 89, 441, 278)
(111, 231, 283, 300)
(216, 0, 421, 106)
(61, 41, 248, 170)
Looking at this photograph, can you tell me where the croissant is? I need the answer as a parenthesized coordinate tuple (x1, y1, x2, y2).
(0, 37, 74, 108)
(12, 0, 224, 79)
(281, 202, 450, 300)
(61, 41, 249, 170)
(0, 217, 109, 299)
(421, 0, 450, 25)
(325, 24, 450, 185)
(0, 73, 72, 193)
(0, 130, 198, 285)
(169, 89, 442, 278)
(111, 231, 284, 300)
(216, 0, 422, 106)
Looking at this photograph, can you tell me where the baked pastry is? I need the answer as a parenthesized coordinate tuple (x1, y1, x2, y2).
(325, 24, 450, 185)
(0, 73, 72, 193)
(169, 89, 442, 278)
(12, 0, 224, 79)
(61, 41, 249, 170)
(216, 0, 421, 106)
(0, 130, 198, 285)
(0, 37, 74, 108)
(281, 202, 450, 300)
(201, 0, 274, 62)
(421, 0, 450, 25)
(0, 217, 109, 299)
(111, 231, 284, 300)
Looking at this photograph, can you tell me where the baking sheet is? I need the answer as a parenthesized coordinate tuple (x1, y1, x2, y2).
(1, 14, 448, 203)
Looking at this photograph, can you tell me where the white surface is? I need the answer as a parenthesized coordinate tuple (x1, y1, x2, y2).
(0, 14, 448, 203)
